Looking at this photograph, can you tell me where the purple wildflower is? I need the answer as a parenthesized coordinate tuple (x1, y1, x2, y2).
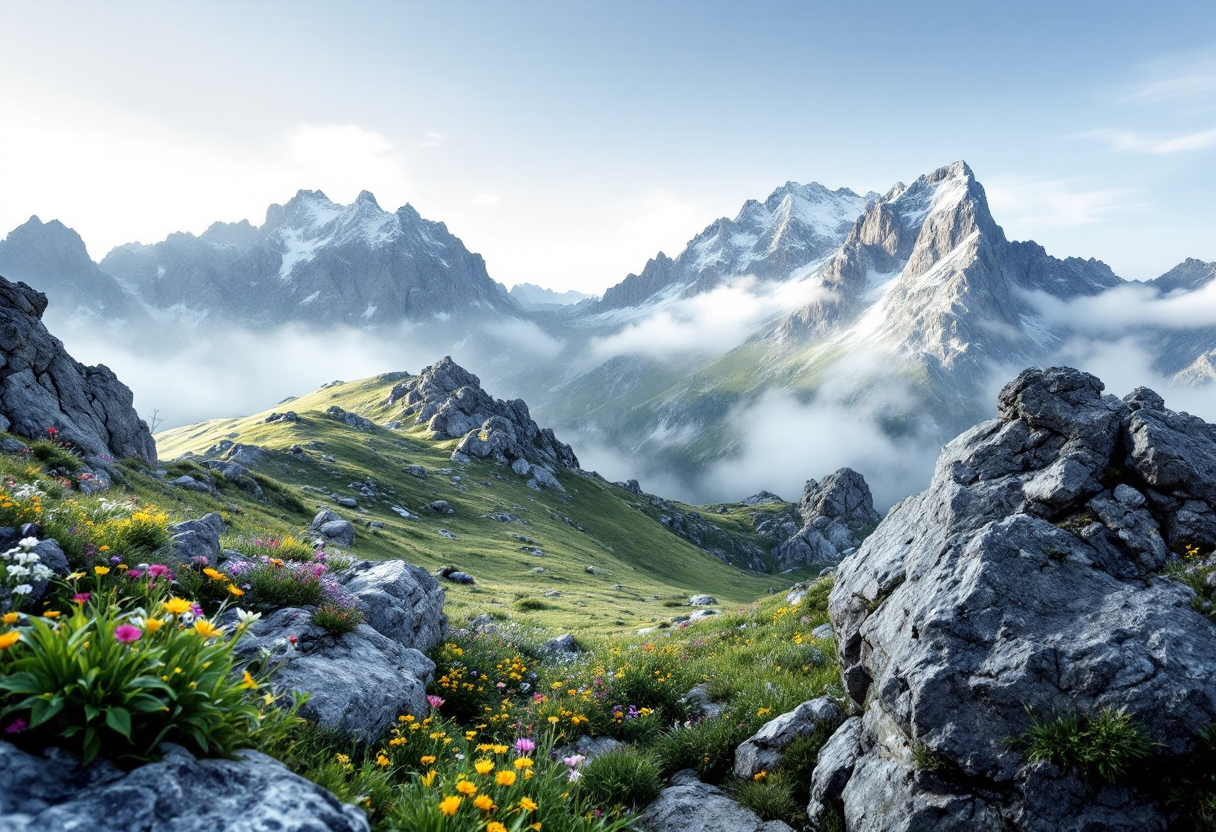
(114, 624, 142, 644)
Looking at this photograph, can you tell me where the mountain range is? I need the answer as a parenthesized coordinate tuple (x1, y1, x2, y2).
(2, 160, 1213, 506)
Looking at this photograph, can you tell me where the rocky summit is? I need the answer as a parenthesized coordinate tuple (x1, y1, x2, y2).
(772, 468, 881, 567)
(814, 367, 1216, 831)
(383, 356, 578, 485)
(0, 274, 155, 464)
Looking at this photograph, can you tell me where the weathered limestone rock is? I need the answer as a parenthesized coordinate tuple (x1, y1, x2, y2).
(734, 698, 843, 779)
(638, 769, 794, 832)
(231, 607, 434, 742)
(814, 367, 1216, 832)
(340, 559, 446, 652)
(772, 468, 880, 566)
(0, 741, 369, 832)
(309, 508, 355, 546)
(0, 275, 155, 464)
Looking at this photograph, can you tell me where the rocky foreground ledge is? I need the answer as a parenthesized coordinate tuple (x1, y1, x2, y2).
(814, 367, 1216, 831)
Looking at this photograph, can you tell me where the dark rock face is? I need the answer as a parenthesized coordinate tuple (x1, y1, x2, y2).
(813, 367, 1216, 831)
(0, 741, 369, 832)
(0, 276, 155, 463)
(385, 356, 578, 473)
(772, 468, 880, 566)
(340, 559, 447, 653)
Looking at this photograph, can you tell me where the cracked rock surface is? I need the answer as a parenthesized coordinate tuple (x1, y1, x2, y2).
(813, 367, 1216, 832)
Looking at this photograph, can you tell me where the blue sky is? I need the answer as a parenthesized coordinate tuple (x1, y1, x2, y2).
(2, 1, 1214, 292)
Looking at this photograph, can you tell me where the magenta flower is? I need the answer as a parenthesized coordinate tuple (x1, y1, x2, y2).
(514, 737, 536, 755)
(426, 694, 445, 709)
(147, 564, 170, 578)
(4, 718, 28, 734)
(72, 592, 90, 605)
(126, 569, 143, 579)
(113, 624, 142, 644)
(190, 603, 204, 617)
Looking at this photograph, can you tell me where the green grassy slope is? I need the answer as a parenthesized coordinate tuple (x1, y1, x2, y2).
(155, 373, 802, 635)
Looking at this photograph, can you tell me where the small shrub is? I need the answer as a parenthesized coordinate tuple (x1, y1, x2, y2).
(732, 777, 801, 825)
(28, 438, 84, 474)
(516, 597, 553, 611)
(92, 506, 171, 557)
(1019, 706, 1152, 783)
(226, 558, 327, 611)
(580, 746, 662, 810)
(652, 716, 750, 782)
(313, 599, 364, 636)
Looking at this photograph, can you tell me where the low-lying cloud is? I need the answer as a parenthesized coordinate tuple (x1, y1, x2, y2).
(589, 275, 831, 363)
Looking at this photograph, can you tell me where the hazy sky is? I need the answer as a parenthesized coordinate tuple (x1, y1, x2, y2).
(2, 1, 1214, 294)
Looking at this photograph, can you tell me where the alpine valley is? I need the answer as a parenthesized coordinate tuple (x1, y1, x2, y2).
(3, 160, 1214, 509)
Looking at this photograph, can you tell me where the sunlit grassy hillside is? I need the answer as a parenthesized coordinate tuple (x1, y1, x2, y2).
(155, 372, 821, 635)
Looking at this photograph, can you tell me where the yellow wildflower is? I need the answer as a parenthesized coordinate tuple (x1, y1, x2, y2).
(474, 759, 494, 775)
(335, 753, 350, 764)
(240, 670, 258, 690)
(547, 716, 559, 724)
(514, 758, 534, 769)
(42, 610, 61, 619)
(193, 619, 223, 639)
(487, 823, 507, 832)
(389, 737, 406, 746)
(421, 754, 437, 765)
(474, 794, 496, 811)
(93, 566, 110, 576)
(1, 612, 17, 625)
(492, 744, 509, 754)
(496, 770, 516, 787)
(519, 796, 538, 812)
(421, 769, 437, 787)
(376, 754, 390, 768)
(144, 618, 164, 633)
(455, 780, 477, 796)
(754, 770, 767, 781)
(227, 584, 244, 597)
(203, 567, 226, 581)
(465, 730, 477, 740)
(0, 631, 20, 650)
(438, 795, 461, 816)
(162, 597, 192, 615)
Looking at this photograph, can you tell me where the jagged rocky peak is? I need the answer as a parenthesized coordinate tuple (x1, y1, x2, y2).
(771, 468, 880, 567)
(1150, 257, 1216, 295)
(382, 357, 578, 485)
(0, 274, 156, 464)
(813, 366, 1216, 831)
(593, 179, 872, 312)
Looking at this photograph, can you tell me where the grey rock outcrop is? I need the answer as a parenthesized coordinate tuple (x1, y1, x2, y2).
(0, 275, 156, 464)
(734, 697, 843, 779)
(772, 468, 879, 566)
(231, 607, 434, 742)
(309, 508, 355, 546)
(169, 512, 225, 564)
(638, 769, 794, 832)
(339, 559, 446, 652)
(383, 357, 578, 472)
(326, 406, 374, 431)
(0, 741, 369, 832)
(815, 367, 1216, 832)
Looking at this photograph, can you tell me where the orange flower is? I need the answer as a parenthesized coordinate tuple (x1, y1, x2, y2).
(474, 759, 494, 775)
(455, 780, 477, 796)
(474, 794, 496, 811)
(519, 796, 538, 812)
(495, 770, 516, 787)
(438, 795, 461, 816)
(0, 631, 20, 650)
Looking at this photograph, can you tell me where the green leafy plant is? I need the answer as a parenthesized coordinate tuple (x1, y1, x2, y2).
(0, 592, 263, 765)
(732, 777, 801, 825)
(652, 716, 751, 781)
(1019, 705, 1152, 783)
(579, 745, 662, 811)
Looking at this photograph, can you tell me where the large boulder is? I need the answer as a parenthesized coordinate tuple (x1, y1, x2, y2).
(340, 559, 446, 652)
(0, 276, 156, 464)
(814, 367, 1216, 831)
(638, 769, 794, 832)
(0, 741, 368, 832)
(231, 607, 435, 742)
(309, 508, 355, 546)
(772, 468, 880, 567)
(168, 512, 225, 564)
(734, 697, 843, 779)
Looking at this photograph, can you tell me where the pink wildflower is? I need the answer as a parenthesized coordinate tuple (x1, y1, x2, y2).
(113, 624, 142, 644)
(72, 593, 90, 605)
(514, 737, 536, 755)
(147, 564, 171, 578)
(427, 694, 445, 709)
(4, 718, 28, 734)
